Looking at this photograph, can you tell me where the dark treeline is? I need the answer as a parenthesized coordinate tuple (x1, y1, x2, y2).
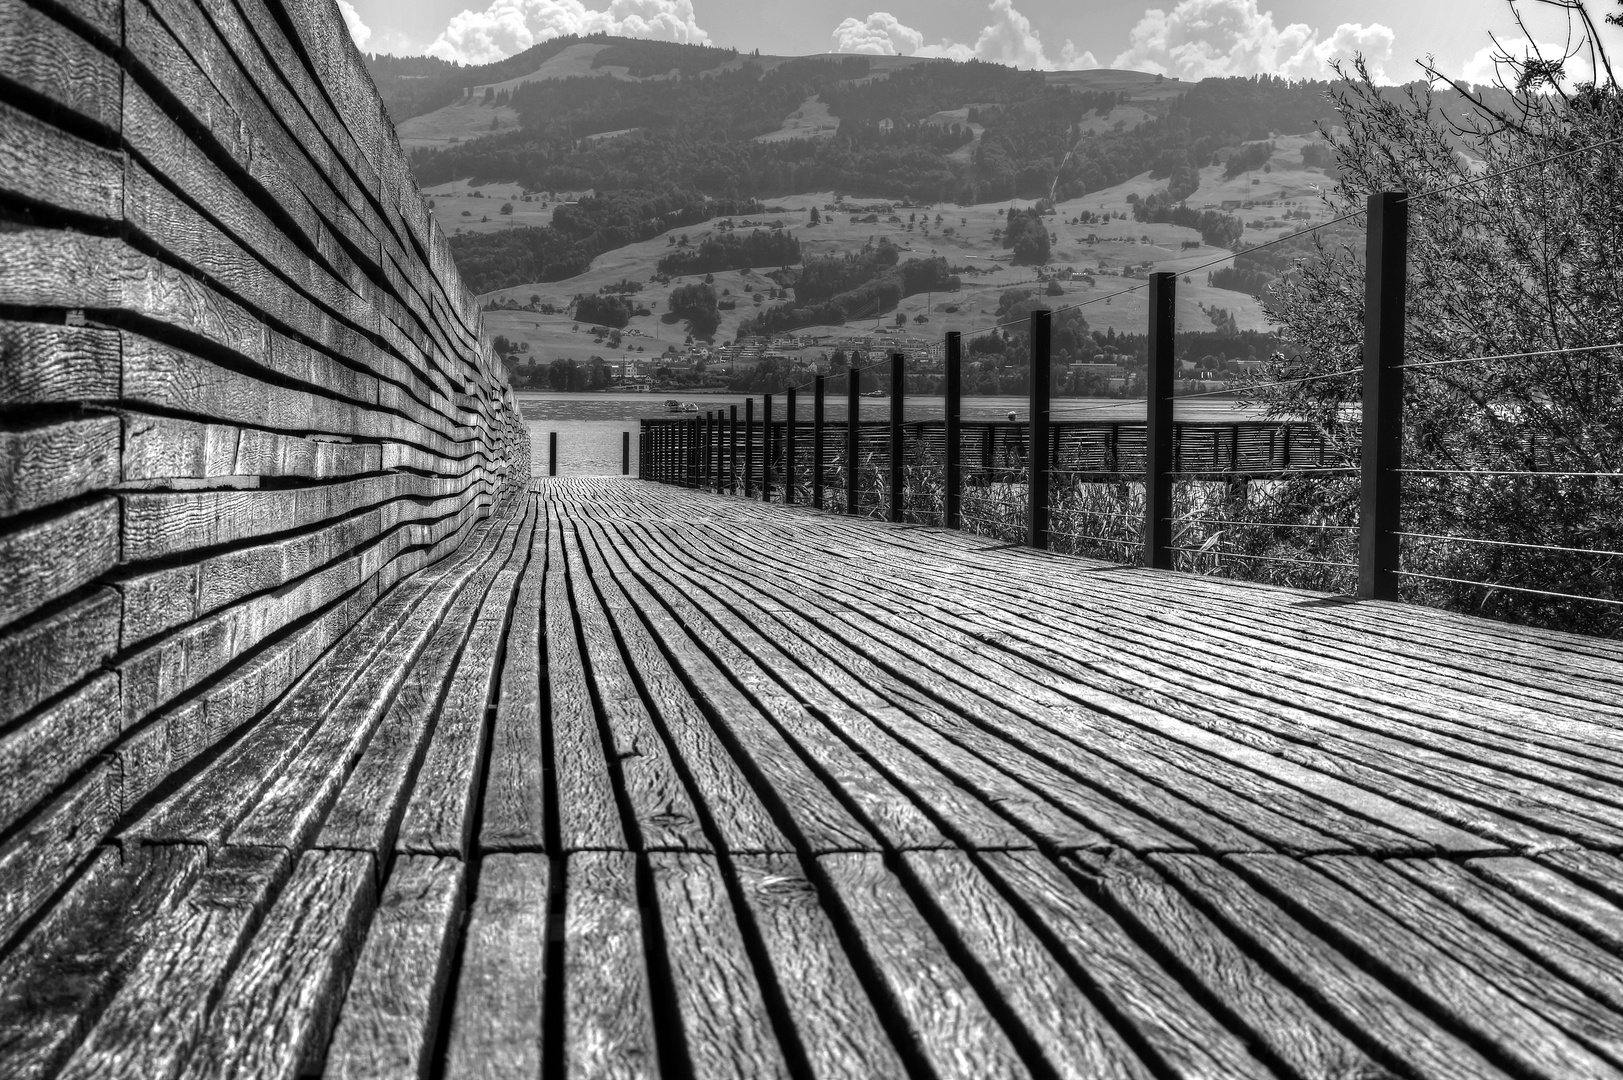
(655, 229, 801, 276)
(737, 241, 959, 337)
(448, 188, 764, 293)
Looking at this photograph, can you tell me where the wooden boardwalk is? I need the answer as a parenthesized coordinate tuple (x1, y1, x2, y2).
(8, 476, 1623, 1080)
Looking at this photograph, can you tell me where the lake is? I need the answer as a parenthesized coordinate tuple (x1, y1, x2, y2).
(517, 390, 1266, 476)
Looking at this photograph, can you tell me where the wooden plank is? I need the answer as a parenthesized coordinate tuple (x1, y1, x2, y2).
(324, 854, 466, 1080)
(477, 500, 547, 853)
(1069, 849, 1383, 1080)
(578, 516, 871, 853)
(1472, 855, 1623, 951)
(1389, 858, 1623, 1013)
(175, 849, 375, 1080)
(0, 496, 117, 632)
(0, 670, 118, 833)
(589, 518, 931, 850)
(120, 412, 385, 485)
(978, 849, 1273, 1078)
(0, 0, 120, 129)
(729, 854, 908, 1080)
(1150, 852, 1511, 1080)
(228, 513, 521, 852)
(1534, 849, 1623, 910)
(0, 97, 122, 220)
(1234, 852, 1616, 1078)
(0, 763, 114, 948)
(0, 320, 118, 407)
(544, 505, 626, 851)
(816, 851, 1031, 1080)
(0, 845, 202, 1080)
(1307, 854, 1623, 1070)
(901, 850, 1157, 1079)
(650, 851, 791, 1080)
(55, 846, 293, 1080)
(442, 853, 549, 1079)
(563, 519, 707, 851)
(0, 584, 118, 726)
(562, 850, 657, 1080)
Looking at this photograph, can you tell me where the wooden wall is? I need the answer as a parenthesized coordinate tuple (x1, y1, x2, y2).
(0, 0, 529, 945)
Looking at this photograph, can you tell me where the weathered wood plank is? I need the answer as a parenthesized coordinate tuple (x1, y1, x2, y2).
(478, 500, 547, 853)
(1068, 849, 1382, 1080)
(443, 853, 549, 1079)
(1471, 855, 1623, 951)
(0, 496, 118, 632)
(650, 851, 791, 1080)
(562, 850, 657, 1080)
(0, 670, 118, 833)
(0, 97, 121, 220)
(0, 320, 118, 407)
(0, 0, 120, 122)
(0, 584, 118, 726)
(176, 849, 375, 1080)
(324, 854, 466, 1080)
(816, 851, 1031, 1080)
(730, 854, 908, 1080)
(0, 762, 115, 948)
(56, 846, 293, 1080)
(0, 845, 202, 1080)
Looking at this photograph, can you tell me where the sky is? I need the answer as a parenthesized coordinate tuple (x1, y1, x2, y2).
(337, 0, 1623, 88)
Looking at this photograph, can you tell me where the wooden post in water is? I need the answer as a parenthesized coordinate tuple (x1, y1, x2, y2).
(729, 405, 738, 495)
(1144, 271, 1177, 569)
(762, 394, 773, 502)
(890, 352, 905, 522)
(785, 385, 797, 506)
(945, 331, 961, 529)
(744, 397, 755, 498)
(690, 418, 700, 487)
(813, 375, 826, 510)
(1028, 309, 1052, 549)
(622, 430, 630, 476)
(1360, 190, 1408, 600)
(549, 431, 557, 477)
(846, 364, 861, 515)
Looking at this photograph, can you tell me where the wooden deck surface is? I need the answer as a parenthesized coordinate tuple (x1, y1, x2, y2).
(8, 476, 1623, 1079)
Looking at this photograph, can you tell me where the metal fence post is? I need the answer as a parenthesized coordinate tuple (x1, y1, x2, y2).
(762, 394, 773, 502)
(889, 352, 905, 522)
(945, 331, 961, 529)
(549, 431, 557, 477)
(785, 385, 797, 506)
(846, 364, 860, 515)
(729, 405, 738, 495)
(622, 430, 630, 476)
(813, 375, 826, 510)
(1028, 309, 1051, 549)
(1360, 190, 1408, 600)
(744, 397, 755, 498)
(1145, 271, 1177, 569)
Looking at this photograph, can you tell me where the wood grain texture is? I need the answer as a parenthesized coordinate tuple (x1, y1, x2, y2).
(57, 846, 294, 1080)
(323, 854, 467, 1080)
(0, 584, 118, 725)
(0, 764, 114, 947)
(443, 853, 549, 1079)
(0, 845, 203, 1080)
(0, 0, 121, 130)
(650, 851, 792, 1080)
(0, 97, 122, 220)
(176, 849, 375, 1080)
(0, 670, 118, 833)
(0, 321, 118, 407)
(816, 851, 1031, 1080)
(478, 507, 547, 853)
(563, 851, 657, 1080)
(0, 497, 118, 632)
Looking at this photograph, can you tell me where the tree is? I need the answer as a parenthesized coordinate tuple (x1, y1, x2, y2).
(1253, 10, 1623, 631)
(895, 311, 907, 327)
(810, 206, 821, 224)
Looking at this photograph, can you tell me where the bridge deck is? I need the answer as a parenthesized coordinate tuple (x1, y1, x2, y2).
(8, 476, 1623, 1079)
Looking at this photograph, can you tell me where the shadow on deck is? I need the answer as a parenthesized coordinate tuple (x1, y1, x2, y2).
(8, 476, 1623, 1079)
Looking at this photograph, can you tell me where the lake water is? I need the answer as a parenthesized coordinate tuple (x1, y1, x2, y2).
(517, 391, 1265, 477)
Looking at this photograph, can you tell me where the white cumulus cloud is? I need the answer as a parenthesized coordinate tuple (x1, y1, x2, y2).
(1112, 0, 1394, 81)
(831, 12, 923, 55)
(338, 0, 372, 50)
(832, 1, 1097, 70)
(1460, 37, 1595, 88)
(427, 0, 709, 65)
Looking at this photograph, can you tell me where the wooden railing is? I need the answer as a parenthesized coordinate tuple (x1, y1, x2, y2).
(0, 0, 527, 945)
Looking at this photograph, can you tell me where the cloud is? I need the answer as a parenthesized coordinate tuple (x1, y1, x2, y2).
(338, 0, 371, 50)
(1460, 37, 1595, 88)
(1112, 0, 1394, 82)
(831, 12, 923, 55)
(427, 0, 708, 65)
(832, 1, 1098, 70)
